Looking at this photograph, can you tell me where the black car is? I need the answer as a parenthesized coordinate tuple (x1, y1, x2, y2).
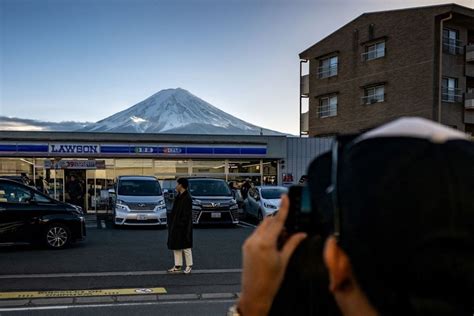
(187, 178, 239, 225)
(0, 175, 30, 185)
(0, 179, 86, 249)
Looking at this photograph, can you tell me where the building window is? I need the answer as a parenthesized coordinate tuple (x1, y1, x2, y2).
(362, 41, 385, 61)
(443, 28, 462, 55)
(442, 77, 462, 103)
(317, 56, 338, 79)
(318, 95, 337, 118)
(362, 85, 385, 104)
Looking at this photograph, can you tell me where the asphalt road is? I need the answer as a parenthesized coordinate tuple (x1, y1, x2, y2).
(0, 223, 255, 314)
(0, 224, 250, 275)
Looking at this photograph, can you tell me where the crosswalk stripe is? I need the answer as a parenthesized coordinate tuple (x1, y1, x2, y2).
(0, 287, 167, 300)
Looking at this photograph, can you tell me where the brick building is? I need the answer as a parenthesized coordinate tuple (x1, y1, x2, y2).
(299, 4, 474, 137)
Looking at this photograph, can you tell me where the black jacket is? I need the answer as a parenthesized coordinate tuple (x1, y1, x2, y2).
(167, 190, 193, 250)
(67, 180, 83, 200)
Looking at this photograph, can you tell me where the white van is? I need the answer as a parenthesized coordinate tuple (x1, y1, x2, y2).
(112, 176, 167, 226)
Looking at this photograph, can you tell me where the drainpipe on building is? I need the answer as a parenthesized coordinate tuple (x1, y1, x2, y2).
(299, 59, 308, 137)
(438, 13, 452, 123)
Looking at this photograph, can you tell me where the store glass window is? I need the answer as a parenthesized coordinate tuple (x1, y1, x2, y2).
(0, 158, 33, 178)
(262, 160, 278, 185)
(191, 160, 225, 174)
(115, 159, 154, 176)
(228, 160, 261, 174)
(154, 160, 189, 175)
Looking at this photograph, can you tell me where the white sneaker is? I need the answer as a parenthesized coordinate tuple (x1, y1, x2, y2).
(167, 266, 182, 273)
(183, 266, 192, 274)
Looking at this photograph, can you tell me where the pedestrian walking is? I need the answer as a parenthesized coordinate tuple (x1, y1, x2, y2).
(167, 178, 193, 274)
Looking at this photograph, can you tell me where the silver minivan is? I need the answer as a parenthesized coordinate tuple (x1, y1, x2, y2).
(112, 176, 167, 226)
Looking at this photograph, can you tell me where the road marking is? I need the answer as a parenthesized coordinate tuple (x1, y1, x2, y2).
(238, 221, 257, 228)
(0, 299, 236, 312)
(0, 268, 243, 279)
(0, 287, 167, 300)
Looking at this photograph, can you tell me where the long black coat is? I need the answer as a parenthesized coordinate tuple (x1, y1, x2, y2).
(167, 190, 193, 250)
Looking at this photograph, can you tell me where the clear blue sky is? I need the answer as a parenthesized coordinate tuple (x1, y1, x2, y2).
(1, 0, 472, 134)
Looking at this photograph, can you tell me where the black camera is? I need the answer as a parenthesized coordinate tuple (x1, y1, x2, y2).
(285, 185, 315, 234)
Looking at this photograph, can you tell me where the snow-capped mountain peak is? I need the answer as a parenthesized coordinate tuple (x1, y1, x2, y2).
(80, 88, 282, 135)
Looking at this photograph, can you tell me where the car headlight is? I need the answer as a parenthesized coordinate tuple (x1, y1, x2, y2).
(264, 203, 277, 210)
(158, 200, 165, 207)
(116, 200, 129, 211)
(230, 203, 238, 210)
(192, 199, 202, 210)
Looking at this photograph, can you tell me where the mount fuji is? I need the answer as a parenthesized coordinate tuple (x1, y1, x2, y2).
(79, 88, 284, 135)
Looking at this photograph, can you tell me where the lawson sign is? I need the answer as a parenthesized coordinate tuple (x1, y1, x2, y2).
(49, 144, 100, 154)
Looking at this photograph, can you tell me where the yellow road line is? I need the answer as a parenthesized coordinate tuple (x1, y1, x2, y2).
(0, 287, 167, 300)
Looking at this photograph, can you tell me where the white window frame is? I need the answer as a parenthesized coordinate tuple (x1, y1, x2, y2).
(362, 41, 385, 61)
(362, 85, 385, 104)
(318, 95, 338, 118)
(318, 56, 338, 79)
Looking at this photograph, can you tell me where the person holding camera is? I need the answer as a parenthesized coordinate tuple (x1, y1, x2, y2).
(230, 118, 474, 316)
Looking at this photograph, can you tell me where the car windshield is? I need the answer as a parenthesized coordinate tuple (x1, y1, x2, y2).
(118, 180, 162, 196)
(160, 180, 176, 190)
(188, 179, 232, 197)
(261, 188, 287, 200)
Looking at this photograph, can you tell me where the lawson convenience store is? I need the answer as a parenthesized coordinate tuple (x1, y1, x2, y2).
(0, 131, 290, 212)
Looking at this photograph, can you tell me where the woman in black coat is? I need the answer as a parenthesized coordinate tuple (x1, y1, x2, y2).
(167, 178, 194, 274)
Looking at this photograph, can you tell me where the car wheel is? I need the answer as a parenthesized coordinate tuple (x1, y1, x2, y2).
(44, 223, 71, 249)
(257, 209, 264, 222)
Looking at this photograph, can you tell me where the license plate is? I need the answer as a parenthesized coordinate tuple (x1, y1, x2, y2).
(211, 212, 221, 218)
(137, 215, 147, 220)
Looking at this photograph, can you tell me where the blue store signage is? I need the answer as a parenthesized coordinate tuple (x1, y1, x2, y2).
(1, 143, 267, 156)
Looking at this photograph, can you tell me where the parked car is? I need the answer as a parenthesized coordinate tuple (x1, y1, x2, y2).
(187, 178, 239, 225)
(243, 186, 288, 221)
(112, 176, 167, 226)
(0, 178, 86, 249)
(0, 175, 30, 186)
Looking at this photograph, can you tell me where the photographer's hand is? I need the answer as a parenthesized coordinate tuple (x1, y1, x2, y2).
(238, 195, 307, 316)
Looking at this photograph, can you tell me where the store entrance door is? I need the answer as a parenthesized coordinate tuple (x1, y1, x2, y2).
(64, 170, 86, 211)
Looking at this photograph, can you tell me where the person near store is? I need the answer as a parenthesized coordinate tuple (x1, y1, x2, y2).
(167, 178, 193, 274)
(21, 173, 32, 186)
(66, 175, 84, 208)
(35, 176, 49, 195)
(241, 178, 252, 200)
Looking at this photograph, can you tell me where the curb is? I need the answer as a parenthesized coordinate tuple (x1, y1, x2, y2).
(0, 292, 240, 309)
